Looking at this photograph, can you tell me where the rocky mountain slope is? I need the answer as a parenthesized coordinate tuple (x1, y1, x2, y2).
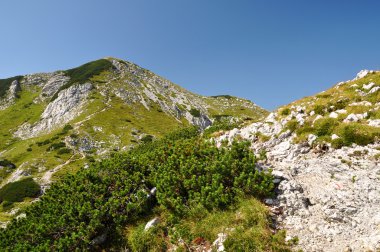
(0, 58, 267, 223)
(214, 69, 380, 251)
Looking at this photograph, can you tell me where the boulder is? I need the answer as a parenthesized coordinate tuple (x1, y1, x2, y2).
(308, 134, 317, 146)
(343, 113, 367, 123)
(363, 82, 375, 90)
(212, 233, 228, 252)
(329, 112, 339, 118)
(331, 134, 340, 140)
(368, 119, 380, 127)
(349, 101, 372, 107)
(355, 70, 372, 79)
(313, 115, 323, 124)
(369, 86, 380, 94)
(144, 217, 160, 231)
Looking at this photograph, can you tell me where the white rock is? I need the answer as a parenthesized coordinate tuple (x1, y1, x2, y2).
(336, 109, 347, 114)
(329, 112, 339, 118)
(369, 86, 380, 94)
(344, 113, 367, 123)
(368, 119, 380, 127)
(93, 126, 103, 132)
(308, 134, 317, 146)
(212, 233, 228, 252)
(313, 115, 323, 124)
(363, 82, 375, 90)
(355, 70, 370, 79)
(296, 113, 305, 125)
(144, 217, 159, 231)
(331, 134, 340, 140)
(309, 111, 315, 116)
(14, 83, 93, 139)
(349, 101, 372, 107)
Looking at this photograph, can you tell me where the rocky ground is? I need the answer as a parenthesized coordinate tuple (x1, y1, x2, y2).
(215, 112, 380, 251)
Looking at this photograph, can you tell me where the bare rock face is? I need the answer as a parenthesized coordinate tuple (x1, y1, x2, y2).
(214, 113, 380, 252)
(9, 80, 21, 97)
(0, 80, 21, 110)
(40, 73, 70, 100)
(14, 83, 92, 139)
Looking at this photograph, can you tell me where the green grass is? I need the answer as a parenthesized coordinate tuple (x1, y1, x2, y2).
(203, 95, 268, 125)
(0, 89, 45, 150)
(127, 197, 292, 252)
(276, 71, 380, 147)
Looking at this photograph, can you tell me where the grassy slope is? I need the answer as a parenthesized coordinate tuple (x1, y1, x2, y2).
(203, 95, 268, 123)
(0, 59, 268, 222)
(275, 72, 380, 145)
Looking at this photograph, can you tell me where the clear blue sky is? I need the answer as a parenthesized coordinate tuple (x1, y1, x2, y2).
(1, 0, 380, 110)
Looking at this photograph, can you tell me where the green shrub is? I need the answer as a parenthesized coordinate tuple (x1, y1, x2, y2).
(0, 178, 40, 203)
(141, 135, 154, 143)
(1, 200, 14, 210)
(313, 105, 325, 115)
(47, 141, 66, 151)
(36, 139, 51, 146)
(189, 108, 201, 117)
(210, 95, 233, 99)
(57, 148, 71, 155)
(153, 140, 273, 214)
(331, 138, 344, 149)
(0, 127, 274, 251)
(59, 124, 74, 135)
(295, 121, 314, 136)
(203, 121, 239, 136)
(313, 118, 338, 137)
(337, 123, 380, 146)
(0, 159, 16, 169)
(285, 119, 298, 132)
(280, 108, 290, 116)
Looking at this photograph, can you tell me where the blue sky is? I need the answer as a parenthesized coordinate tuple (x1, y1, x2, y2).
(1, 0, 380, 110)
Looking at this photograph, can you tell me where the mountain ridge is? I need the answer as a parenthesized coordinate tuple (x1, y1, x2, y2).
(1, 60, 380, 251)
(0, 57, 267, 223)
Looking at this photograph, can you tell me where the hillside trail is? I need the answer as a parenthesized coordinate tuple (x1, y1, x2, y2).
(40, 94, 112, 187)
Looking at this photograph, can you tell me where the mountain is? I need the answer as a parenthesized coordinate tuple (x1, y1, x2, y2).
(213, 69, 380, 251)
(0, 57, 267, 223)
(2, 59, 379, 251)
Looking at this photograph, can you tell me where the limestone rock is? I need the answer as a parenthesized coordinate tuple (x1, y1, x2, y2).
(329, 112, 338, 118)
(355, 70, 372, 80)
(40, 73, 69, 99)
(144, 217, 160, 231)
(363, 82, 375, 90)
(212, 233, 227, 252)
(14, 83, 92, 139)
(343, 113, 367, 123)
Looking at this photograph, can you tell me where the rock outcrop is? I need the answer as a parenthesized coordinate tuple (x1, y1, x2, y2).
(14, 83, 92, 139)
(0, 80, 21, 110)
(215, 111, 380, 251)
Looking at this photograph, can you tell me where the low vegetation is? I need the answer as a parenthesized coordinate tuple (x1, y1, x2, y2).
(0, 178, 40, 204)
(0, 127, 290, 251)
(51, 59, 114, 101)
(277, 71, 380, 148)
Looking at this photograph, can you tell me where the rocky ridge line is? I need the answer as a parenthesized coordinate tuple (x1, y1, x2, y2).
(214, 70, 380, 251)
